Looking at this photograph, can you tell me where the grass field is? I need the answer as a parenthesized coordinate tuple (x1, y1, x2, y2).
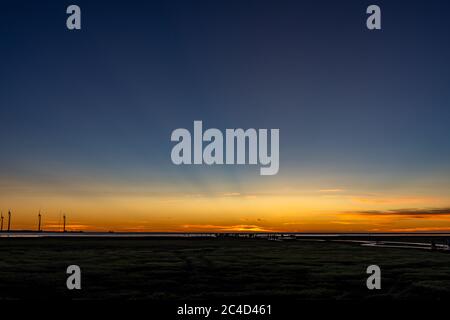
(1, 237, 450, 300)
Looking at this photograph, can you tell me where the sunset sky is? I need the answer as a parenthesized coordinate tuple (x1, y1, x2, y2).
(1, 0, 450, 232)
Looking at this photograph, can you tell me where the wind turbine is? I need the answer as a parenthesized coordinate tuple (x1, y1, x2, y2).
(7, 210, 11, 232)
(38, 211, 42, 232)
(63, 214, 66, 233)
(0, 212, 3, 231)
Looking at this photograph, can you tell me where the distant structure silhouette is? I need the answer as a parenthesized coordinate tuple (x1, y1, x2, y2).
(63, 214, 66, 233)
(38, 211, 42, 232)
(7, 210, 11, 232)
(0, 212, 3, 231)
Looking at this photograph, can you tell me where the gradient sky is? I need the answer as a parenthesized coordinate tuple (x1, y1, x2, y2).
(1, 0, 450, 232)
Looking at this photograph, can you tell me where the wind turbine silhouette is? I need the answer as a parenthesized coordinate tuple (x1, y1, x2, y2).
(63, 214, 66, 232)
(38, 211, 42, 232)
(7, 210, 11, 232)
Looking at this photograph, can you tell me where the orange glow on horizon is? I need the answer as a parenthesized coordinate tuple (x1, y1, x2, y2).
(1, 188, 450, 233)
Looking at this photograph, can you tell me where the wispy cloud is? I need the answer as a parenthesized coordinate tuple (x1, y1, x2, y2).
(222, 192, 241, 197)
(181, 224, 271, 232)
(388, 227, 450, 232)
(318, 189, 344, 193)
(344, 207, 450, 218)
(44, 224, 93, 231)
(350, 195, 440, 205)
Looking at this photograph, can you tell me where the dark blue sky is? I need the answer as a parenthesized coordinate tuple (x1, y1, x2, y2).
(1, 0, 449, 193)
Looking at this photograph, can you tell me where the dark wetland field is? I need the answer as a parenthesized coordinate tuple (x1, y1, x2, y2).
(1, 237, 450, 300)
